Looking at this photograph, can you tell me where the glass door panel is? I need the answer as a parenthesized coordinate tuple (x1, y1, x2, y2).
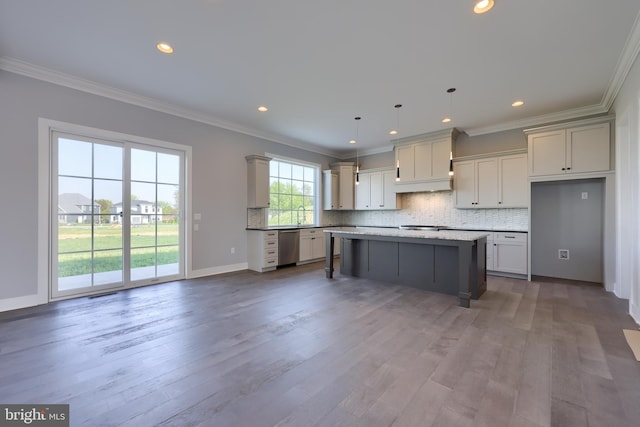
(54, 136, 124, 296)
(130, 147, 182, 282)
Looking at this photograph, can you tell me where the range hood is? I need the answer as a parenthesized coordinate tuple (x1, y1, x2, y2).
(392, 178, 452, 194)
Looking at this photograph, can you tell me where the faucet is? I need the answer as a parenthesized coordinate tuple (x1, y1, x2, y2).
(296, 205, 306, 225)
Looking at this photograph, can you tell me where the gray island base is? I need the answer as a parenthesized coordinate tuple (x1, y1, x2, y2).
(324, 228, 488, 308)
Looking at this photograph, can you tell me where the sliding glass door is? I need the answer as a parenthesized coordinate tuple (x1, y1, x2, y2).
(51, 132, 184, 299)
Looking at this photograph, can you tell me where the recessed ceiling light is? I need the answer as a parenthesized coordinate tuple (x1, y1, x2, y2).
(156, 42, 174, 54)
(442, 117, 452, 123)
(349, 139, 356, 144)
(512, 100, 525, 107)
(389, 130, 398, 135)
(257, 105, 268, 112)
(473, 0, 495, 14)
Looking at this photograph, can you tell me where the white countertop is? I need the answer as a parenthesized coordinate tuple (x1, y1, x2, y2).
(325, 227, 490, 242)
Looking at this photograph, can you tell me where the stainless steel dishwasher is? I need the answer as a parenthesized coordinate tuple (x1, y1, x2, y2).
(278, 229, 300, 266)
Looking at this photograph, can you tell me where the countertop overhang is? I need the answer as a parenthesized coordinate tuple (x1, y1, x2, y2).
(324, 227, 490, 242)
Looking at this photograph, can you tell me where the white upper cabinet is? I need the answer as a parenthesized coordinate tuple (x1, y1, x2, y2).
(454, 152, 528, 209)
(323, 170, 339, 210)
(393, 129, 457, 193)
(526, 119, 611, 177)
(355, 172, 372, 209)
(498, 154, 528, 207)
(246, 155, 271, 208)
(323, 162, 354, 210)
(355, 168, 401, 210)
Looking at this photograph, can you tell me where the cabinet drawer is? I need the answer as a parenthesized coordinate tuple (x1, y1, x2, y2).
(300, 228, 321, 238)
(263, 258, 278, 268)
(264, 248, 278, 258)
(264, 231, 278, 239)
(494, 232, 527, 243)
(264, 238, 278, 249)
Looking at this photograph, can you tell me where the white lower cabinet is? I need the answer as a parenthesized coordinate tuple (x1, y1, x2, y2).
(485, 231, 528, 276)
(247, 230, 278, 272)
(299, 228, 325, 263)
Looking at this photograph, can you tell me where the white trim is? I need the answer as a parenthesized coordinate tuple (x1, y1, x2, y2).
(523, 115, 615, 135)
(466, 105, 608, 137)
(631, 302, 640, 326)
(0, 294, 45, 313)
(190, 263, 248, 279)
(0, 57, 341, 159)
(37, 119, 52, 306)
(601, 11, 640, 110)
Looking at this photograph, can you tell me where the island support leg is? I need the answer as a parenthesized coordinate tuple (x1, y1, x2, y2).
(325, 232, 334, 278)
(458, 243, 472, 308)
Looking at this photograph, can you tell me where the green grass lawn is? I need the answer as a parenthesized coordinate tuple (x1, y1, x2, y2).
(57, 224, 180, 277)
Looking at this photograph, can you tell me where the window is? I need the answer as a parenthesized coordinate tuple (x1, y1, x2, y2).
(268, 158, 318, 226)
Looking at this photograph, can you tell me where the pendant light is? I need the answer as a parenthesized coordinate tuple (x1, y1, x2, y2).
(353, 117, 361, 185)
(449, 151, 454, 176)
(389, 104, 402, 135)
(442, 87, 456, 124)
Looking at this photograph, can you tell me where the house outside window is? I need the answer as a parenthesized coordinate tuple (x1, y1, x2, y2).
(268, 158, 318, 227)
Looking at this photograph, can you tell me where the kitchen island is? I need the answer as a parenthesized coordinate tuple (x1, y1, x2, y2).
(324, 228, 488, 308)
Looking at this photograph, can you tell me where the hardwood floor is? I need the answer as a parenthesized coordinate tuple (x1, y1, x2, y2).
(1, 262, 639, 426)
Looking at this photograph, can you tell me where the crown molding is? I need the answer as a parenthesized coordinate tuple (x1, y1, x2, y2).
(0, 57, 342, 159)
(601, 10, 640, 110)
(464, 104, 608, 136)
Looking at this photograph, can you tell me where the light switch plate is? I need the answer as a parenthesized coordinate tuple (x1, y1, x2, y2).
(194, 213, 202, 221)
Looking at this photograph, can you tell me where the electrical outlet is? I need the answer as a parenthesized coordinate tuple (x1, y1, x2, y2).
(194, 223, 199, 231)
(230, 247, 235, 254)
(559, 249, 570, 260)
(581, 192, 588, 200)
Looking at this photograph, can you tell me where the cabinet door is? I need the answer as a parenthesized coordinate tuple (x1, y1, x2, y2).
(567, 123, 610, 174)
(311, 235, 325, 259)
(414, 142, 432, 181)
(454, 160, 476, 208)
(299, 236, 313, 262)
(493, 233, 527, 274)
(247, 157, 271, 208)
(382, 170, 399, 209)
(476, 158, 499, 207)
(494, 242, 527, 274)
(338, 166, 354, 210)
(323, 171, 338, 210)
(397, 145, 415, 182)
(431, 137, 451, 180)
(370, 172, 384, 209)
(355, 173, 371, 209)
(528, 130, 566, 176)
(499, 154, 528, 207)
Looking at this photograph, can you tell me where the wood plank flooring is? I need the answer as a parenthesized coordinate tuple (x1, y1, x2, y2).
(1, 262, 639, 426)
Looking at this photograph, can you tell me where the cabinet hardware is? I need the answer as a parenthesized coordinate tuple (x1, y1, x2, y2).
(504, 236, 515, 239)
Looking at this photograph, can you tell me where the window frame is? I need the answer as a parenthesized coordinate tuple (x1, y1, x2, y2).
(266, 154, 320, 227)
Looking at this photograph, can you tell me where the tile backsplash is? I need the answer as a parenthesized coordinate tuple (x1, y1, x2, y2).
(342, 192, 528, 230)
(248, 192, 528, 231)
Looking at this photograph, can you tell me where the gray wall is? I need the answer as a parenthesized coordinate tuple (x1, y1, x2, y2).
(531, 179, 604, 283)
(0, 70, 338, 301)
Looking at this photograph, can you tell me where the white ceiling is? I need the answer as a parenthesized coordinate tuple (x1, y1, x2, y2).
(2, 1, 640, 157)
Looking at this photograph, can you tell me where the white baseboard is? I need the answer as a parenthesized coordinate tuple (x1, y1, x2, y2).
(0, 293, 47, 313)
(189, 262, 248, 279)
(631, 301, 640, 326)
